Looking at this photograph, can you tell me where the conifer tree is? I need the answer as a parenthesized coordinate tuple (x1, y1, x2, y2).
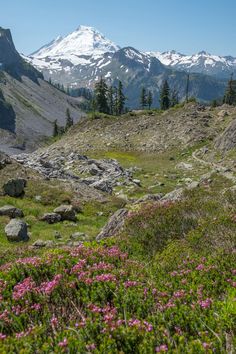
(117, 80, 126, 115)
(108, 86, 114, 115)
(223, 74, 236, 105)
(94, 77, 109, 113)
(147, 91, 153, 110)
(186, 74, 190, 103)
(53, 120, 58, 137)
(113, 86, 119, 116)
(140, 88, 147, 109)
(160, 80, 170, 110)
(65, 108, 73, 130)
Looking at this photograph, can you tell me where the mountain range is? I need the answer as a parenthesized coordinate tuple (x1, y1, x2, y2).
(24, 25, 233, 107)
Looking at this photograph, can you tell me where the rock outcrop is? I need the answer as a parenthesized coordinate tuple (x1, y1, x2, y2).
(96, 209, 128, 240)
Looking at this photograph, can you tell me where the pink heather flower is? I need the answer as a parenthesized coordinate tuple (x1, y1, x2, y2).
(86, 343, 96, 351)
(155, 344, 168, 352)
(173, 290, 185, 298)
(232, 269, 236, 275)
(30, 303, 41, 311)
(59, 338, 68, 348)
(202, 342, 211, 349)
(198, 298, 212, 309)
(124, 280, 139, 288)
(90, 262, 114, 271)
(16, 257, 41, 266)
(143, 321, 153, 332)
(50, 315, 59, 327)
(196, 264, 205, 271)
(0, 333, 6, 340)
(13, 277, 36, 300)
(71, 259, 87, 273)
(39, 274, 62, 295)
(95, 274, 116, 282)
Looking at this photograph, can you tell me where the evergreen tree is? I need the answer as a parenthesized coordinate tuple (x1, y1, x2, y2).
(186, 74, 190, 103)
(140, 88, 147, 109)
(94, 77, 109, 113)
(65, 108, 74, 130)
(223, 74, 236, 105)
(108, 86, 114, 115)
(117, 80, 126, 115)
(113, 86, 119, 116)
(53, 120, 59, 137)
(160, 80, 170, 110)
(170, 89, 179, 107)
(147, 91, 153, 109)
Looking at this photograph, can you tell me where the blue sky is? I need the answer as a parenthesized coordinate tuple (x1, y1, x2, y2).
(0, 0, 235, 56)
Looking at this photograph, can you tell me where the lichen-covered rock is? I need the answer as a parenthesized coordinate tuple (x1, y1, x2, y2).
(3, 178, 26, 197)
(54, 205, 76, 221)
(5, 219, 29, 242)
(0, 205, 24, 218)
(40, 213, 61, 224)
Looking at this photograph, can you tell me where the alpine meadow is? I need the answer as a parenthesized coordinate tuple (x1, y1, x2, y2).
(0, 1, 235, 353)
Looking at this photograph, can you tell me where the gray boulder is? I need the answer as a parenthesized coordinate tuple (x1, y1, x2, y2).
(40, 213, 61, 224)
(5, 219, 29, 242)
(70, 232, 89, 241)
(161, 188, 184, 202)
(54, 205, 76, 221)
(92, 180, 113, 194)
(3, 178, 27, 197)
(33, 240, 56, 248)
(134, 193, 163, 205)
(96, 209, 128, 240)
(0, 205, 24, 218)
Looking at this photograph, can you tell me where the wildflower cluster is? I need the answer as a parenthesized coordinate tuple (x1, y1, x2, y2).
(0, 245, 234, 353)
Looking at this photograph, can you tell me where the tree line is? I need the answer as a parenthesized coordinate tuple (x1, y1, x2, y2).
(53, 108, 74, 137)
(93, 78, 126, 115)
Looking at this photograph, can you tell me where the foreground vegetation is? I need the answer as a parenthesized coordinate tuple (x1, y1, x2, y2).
(0, 174, 235, 353)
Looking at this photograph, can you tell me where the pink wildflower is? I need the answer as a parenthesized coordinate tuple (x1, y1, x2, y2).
(0, 333, 6, 340)
(198, 298, 212, 309)
(59, 338, 68, 348)
(155, 344, 168, 352)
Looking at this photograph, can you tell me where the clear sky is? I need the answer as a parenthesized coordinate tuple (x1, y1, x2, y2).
(0, 0, 235, 56)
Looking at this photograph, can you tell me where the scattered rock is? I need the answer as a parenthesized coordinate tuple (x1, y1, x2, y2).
(35, 195, 42, 202)
(161, 188, 184, 202)
(96, 209, 128, 240)
(0, 205, 24, 218)
(187, 181, 200, 190)
(54, 205, 76, 221)
(5, 219, 29, 242)
(176, 162, 193, 170)
(54, 231, 62, 239)
(3, 178, 26, 197)
(70, 232, 89, 241)
(91, 180, 113, 194)
(134, 193, 163, 204)
(40, 213, 61, 224)
(33, 240, 56, 248)
(133, 179, 142, 187)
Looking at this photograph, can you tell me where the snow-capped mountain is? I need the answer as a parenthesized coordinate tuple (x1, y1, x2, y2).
(28, 25, 120, 70)
(148, 50, 236, 79)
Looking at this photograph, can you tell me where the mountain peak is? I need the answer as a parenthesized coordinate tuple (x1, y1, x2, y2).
(31, 25, 120, 60)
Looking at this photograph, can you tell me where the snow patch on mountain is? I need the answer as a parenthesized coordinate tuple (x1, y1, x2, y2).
(148, 50, 236, 77)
